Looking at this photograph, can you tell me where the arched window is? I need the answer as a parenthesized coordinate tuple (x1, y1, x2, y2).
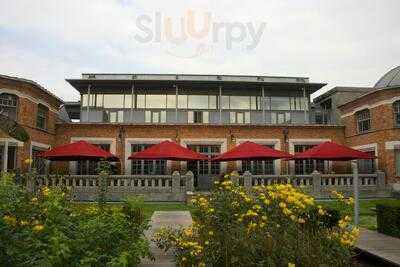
(0, 93, 18, 120)
(393, 101, 400, 127)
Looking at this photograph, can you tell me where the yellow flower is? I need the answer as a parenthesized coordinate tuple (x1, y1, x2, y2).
(3, 215, 17, 226)
(33, 224, 44, 232)
(263, 199, 271, 206)
(181, 257, 187, 262)
(24, 158, 33, 165)
(288, 263, 296, 267)
(31, 197, 38, 203)
(298, 218, 306, 224)
(261, 215, 267, 221)
(279, 202, 287, 209)
(204, 240, 209, 245)
(208, 231, 214, 236)
(198, 262, 206, 267)
(41, 187, 50, 196)
(20, 220, 29, 226)
(208, 208, 215, 213)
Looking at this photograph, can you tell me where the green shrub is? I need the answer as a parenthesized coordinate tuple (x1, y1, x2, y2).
(0, 172, 151, 266)
(154, 177, 359, 267)
(376, 201, 400, 238)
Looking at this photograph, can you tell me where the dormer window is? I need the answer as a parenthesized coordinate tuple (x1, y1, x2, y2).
(393, 101, 400, 127)
(0, 93, 17, 120)
(37, 104, 48, 130)
(356, 109, 370, 134)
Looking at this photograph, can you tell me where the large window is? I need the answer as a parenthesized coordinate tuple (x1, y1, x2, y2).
(242, 145, 275, 175)
(131, 144, 166, 175)
(36, 104, 48, 130)
(393, 101, 400, 127)
(145, 111, 166, 123)
(0, 93, 17, 120)
(220, 96, 261, 110)
(0, 144, 17, 172)
(294, 145, 325, 175)
(356, 109, 371, 133)
(77, 144, 112, 175)
(357, 150, 376, 174)
(188, 111, 209, 123)
(230, 111, 250, 124)
(271, 112, 291, 124)
(264, 96, 308, 111)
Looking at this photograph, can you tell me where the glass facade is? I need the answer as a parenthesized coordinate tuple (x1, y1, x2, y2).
(294, 145, 325, 175)
(131, 144, 166, 175)
(80, 87, 311, 125)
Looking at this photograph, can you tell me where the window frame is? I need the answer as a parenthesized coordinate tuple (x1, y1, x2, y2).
(356, 109, 371, 134)
(0, 93, 18, 121)
(36, 104, 48, 130)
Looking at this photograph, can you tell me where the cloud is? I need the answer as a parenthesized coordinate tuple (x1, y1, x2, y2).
(0, 0, 399, 101)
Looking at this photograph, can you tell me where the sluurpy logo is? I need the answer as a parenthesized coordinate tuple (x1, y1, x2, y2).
(134, 10, 266, 58)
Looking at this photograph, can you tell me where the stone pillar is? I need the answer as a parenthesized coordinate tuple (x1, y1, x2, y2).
(312, 170, 321, 197)
(185, 171, 194, 192)
(231, 173, 239, 186)
(172, 171, 181, 193)
(243, 171, 252, 189)
(376, 170, 386, 189)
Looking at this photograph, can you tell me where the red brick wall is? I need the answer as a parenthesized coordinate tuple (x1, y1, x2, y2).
(340, 88, 400, 183)
(54, 123, 346, 174)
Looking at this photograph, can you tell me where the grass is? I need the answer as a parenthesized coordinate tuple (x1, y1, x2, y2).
(74, 201, 193, 218)
(318, 199, 400, 230)
(74, 199, 400, 230)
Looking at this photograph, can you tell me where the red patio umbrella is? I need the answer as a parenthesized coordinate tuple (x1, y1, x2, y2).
(128, 140, 208, 161)
(291, 141, 376, 161)
(290, 141, 377, 226)
(40, 140, 119, 161)
(211, 141, 293, 162)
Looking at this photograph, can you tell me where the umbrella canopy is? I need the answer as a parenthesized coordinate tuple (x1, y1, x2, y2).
(128, 140, 208, 161)
(40, 140, 119, 161)
(291, 141, 376, 161)
(211, 141, 293, 162)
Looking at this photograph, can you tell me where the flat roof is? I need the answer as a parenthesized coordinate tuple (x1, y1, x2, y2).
(66, 73, 326, 94)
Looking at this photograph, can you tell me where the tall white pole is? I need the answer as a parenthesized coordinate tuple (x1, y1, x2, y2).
(351, 160, 359, 226)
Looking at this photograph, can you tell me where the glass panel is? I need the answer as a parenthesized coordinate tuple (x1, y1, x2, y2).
(209, 96, 217, 109)
(137, 95, 145, 108)
(237, 112, 244, 123)
(221, 96, 230, 109)
(161, 111, 166, 123)
(96, 94, 104, 108)
(124, 94, 133, 108)
(103, 94, 124, 108)
(230, 96, 250, 110)
(145, 111, 151, 122)
(178, 95, 188, 109)
(230, 112, 235, 123)
(81, 94, 88, 107)
(245, 112, 250, 123)
(277, 113, 285, 124)
(188, 95, 209, 109)
(263, 96, 270, 110)
(285, 112, 291, 123)
(167, 95, 176, 109)
(118, 111, 124, 123)
(109, 111, 117, 122)
(250, 96, 261, 110)
(146, 95, 166, 108)
(271, 97, 290, 110)
(203, 111, 209, 123)
(152, 112, 160, 123)
(271, 112, 276, 124)
(188, 111, 194, 123)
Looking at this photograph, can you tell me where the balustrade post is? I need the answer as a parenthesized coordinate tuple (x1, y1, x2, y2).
(243, 171, 252, 189)
(172, 171, 181, 193)
(312, 170, 321, 197)
(185, 171, 194, 192)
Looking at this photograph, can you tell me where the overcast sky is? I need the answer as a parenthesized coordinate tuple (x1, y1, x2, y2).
(0, 0, 399, 101)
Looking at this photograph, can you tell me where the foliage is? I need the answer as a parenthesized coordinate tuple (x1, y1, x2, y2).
(376, 201, 400, 238)
(97, 160, 111, 208)
(153, 175, 359, 267)
(0, 172, 151, 267)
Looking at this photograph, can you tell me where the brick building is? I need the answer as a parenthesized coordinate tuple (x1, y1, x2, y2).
(0, 68, 399, 190)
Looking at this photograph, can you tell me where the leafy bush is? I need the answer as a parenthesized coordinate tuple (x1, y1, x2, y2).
(0, 172, 151, 266)
(376, 201, 400, 238)
(153, 176, 359, 267)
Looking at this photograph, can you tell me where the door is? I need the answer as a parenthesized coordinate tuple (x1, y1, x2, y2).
(187, 145, 221, 191)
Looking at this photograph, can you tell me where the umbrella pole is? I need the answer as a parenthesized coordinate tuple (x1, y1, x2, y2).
(351, 160, 359, 226)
